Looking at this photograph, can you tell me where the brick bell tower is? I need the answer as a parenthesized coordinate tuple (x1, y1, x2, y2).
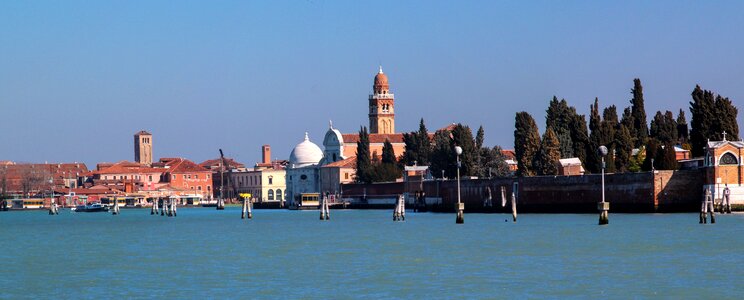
(369, 66, 395, 134)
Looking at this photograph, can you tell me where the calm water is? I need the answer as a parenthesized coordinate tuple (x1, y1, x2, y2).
(1, 208, 744, 299)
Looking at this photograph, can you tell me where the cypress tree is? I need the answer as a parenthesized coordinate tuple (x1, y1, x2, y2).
(534, 127, 561, 175)
(452, 124, 477, 176)
(690, 85, 716, 157)
(714, 95, 739, 141)
(514, 112, 541, 177)
(355, 126, 371, 183)
(650, 111, 678, 144)
(401, 118, 432, 166)
(677, 109, 689, 145)
(585, 98, 602, 174)
(570, 112, 589, 167)
(630, 78, 649, 147)
(615, 124, 633, 173)
(382, 139, 396, 164)
(481, 146, 511, 178)
(546, 96, 574, 158)
(430, 130, 454, 178)
(642, 139, 659, 171)
(475, 126, 485, 150)
(600, 106, 618, 173)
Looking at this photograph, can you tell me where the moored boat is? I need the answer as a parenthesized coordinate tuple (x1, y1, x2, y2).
(74, 202, 110, 212)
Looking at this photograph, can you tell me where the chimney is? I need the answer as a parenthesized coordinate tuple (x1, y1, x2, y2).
(262, 145, 271, 164)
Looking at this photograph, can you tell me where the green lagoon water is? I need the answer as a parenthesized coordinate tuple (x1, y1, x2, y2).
(1, 208, 744, 299)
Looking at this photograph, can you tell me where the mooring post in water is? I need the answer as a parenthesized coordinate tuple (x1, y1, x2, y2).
(247, 198, 252, 219)
(172, 199, 177, 217)
(501, 186, 507, 208)
(393, 194, 405, 221)
(511, 191, 518, 222)
(319, 195, 330, 221)
(112, 196, 120, 215)
(160, 199, 165, 216)
(723, 184, 732, 214)
(701, 186, 715, 224)
(151, 200, 156, 215)
(484, 187, 492, 207)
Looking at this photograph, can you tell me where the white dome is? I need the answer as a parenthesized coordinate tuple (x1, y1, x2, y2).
(289, 132, 323, 168)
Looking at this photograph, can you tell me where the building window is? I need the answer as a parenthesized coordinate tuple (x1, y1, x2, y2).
(333, 153, 337, 161)
(195, 175, 198, 179)
(720, 153, 738, 165)
(207, 174, 210, 179)
(268, 189, 274, 200)
(345, 173, 349, 180)
(198, 186, 202, 191)
(207, 186, 211, 192)
(183, 175, 186, 180)
(268, 176, 273, 185)
(300, 174, 307, 180)
(276, 189, 282, 201)
(188, 175, 191, 179)
(149, 175, 153, 181)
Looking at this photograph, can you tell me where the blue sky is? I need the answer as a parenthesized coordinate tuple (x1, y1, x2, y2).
(1, 1, 743, 167)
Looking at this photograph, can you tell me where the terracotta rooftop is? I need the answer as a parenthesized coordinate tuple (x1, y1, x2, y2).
(93, 161, 164, 175)
(199, 158, 246, 170)
(135, 130, 152, 136)
(165, 158, 210, 173)
(323, 156, 357, 168)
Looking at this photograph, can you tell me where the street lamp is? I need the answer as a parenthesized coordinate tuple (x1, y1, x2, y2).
(598, 145, 609, 225)
(455, 146, 464, 224)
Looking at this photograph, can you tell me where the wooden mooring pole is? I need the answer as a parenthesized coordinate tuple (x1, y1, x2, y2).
(700, 187, 715, 224)
(393, 194, 405, 221)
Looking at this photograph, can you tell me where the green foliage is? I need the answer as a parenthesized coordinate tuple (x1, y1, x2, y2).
(630, 78, 649, 148)
(614, 124, 633, 172)
(600, 106, 618, 173)
(479, 146, 511, 178)
(642, 139, 659, 171)
(650, 110, 678, 144)
(654, 142, 678, 170)
(628, 146, 644, 172)
(451, 124, 477, 176)
(430, 130, 454, 178)
(714, 94, 739, 141)
(545, 96, 574, 158)
(690, 86, 716, 157)
(354, 126, 372, 183)
(367, 139, 401, 182)
(534, 127, 561, 175)
(401, 118, 431, 166)
(677, 109, 689, 144)
(514, 112, 541, 177)
(570, 113, 590, 168)
(585, 98, 602, 174)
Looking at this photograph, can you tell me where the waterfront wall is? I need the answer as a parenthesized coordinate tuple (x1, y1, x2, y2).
(341, 170, 704, 213)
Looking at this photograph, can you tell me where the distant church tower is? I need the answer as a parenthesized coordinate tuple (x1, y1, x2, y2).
(134, 130, 153, 166)
(369, 66, 395, 134)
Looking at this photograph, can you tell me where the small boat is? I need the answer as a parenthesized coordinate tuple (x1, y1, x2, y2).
(73, 202, 110, 212)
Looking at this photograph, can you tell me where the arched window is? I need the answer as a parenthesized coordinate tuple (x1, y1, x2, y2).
(268, 189, 274, 200)
(720, 152, 738, 165)
(276, 189, 282, 201)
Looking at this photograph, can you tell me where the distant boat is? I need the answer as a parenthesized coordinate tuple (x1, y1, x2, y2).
(73, 203, 110, 213)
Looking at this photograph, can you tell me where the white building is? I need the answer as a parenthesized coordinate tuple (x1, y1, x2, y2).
(285, 132, 324, 205)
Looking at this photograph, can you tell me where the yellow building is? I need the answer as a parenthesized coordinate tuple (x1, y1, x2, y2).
(230, 145, 288, 203)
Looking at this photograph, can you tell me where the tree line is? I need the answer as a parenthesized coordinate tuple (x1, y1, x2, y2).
(355, 119, 511, 184)
(514, 79, 739, 176)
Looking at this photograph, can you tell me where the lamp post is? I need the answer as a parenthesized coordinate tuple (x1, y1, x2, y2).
(455, 146, 464, 224)
(598, 145, 609, 225)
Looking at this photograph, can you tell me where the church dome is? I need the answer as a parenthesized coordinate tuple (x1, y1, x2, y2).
(289, 132, 323, 168)
(374, 66, 388, 87)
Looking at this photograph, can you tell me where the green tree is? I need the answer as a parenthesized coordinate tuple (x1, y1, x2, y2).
(451, 124, 477, 176)
(630, 78, 649, 147)
(642, 139, 659, 171)
(514, 112, 541, 177)
(534, 127, 561, 175)
(354, 126, 372, 183)
(714, 94, 739, 141)
(600, 106, 618, 173)
(677, 109, 689, 144)
(585, 98, 602, 174)
(401, 118, 431, 166)
(650, 110, 678, 144)
(546, 96, 574, 158)
(369, 139, 401, 182)
(655, 142, 678, 170)
(690, 85, 716, 157)
(614, 124, 633, 172)
(480, 146, 511, 178)
(570, 113, 590, 167)
(430, 130, 454, 179)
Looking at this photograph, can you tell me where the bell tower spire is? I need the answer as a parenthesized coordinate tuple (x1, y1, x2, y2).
(369, 66, 395, 134)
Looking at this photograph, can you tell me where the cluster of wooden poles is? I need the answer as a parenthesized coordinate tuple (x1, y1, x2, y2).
(700, 187, 734, 224)
(150, 199, 177, 217)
